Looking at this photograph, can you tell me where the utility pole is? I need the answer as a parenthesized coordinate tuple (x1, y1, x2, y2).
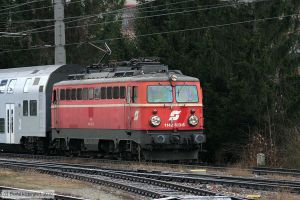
(54, 0, 66, 64)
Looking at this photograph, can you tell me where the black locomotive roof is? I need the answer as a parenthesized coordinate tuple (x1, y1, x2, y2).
(54, 58, 199, 86)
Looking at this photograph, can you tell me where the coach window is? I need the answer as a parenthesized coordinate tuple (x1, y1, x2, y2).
(107, 87, 112, 99)
(30, 100, 37, 116)
(23, 100, 29, 116)
(71, 89, 76, 100)
(132, 86, 138, 103)
(0, 118, 4, 133)
(66, 89, 71, 100)
(7, 79, 17, 93)
(23, 78, 32, 93)
(101, 87, 106, 99)
(60, 89, 66, 100)
(83, 88, 88, 100)
(77, 88, 82, 100)
(88, 88, 94, 100)
(94, 88, 101, 99)
(33, 77, 40, 85)
(0, 79, 8, 94)
(113, 86, 119, 99)
(120, 86, 126, 99)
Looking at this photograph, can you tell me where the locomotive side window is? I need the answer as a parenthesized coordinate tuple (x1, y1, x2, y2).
(52, 90, 57, 103)
(66, 89, 71, 100)
(23, 100, 28, 116)
(95, 88, 101, 99)
(60, 89, 66, 100)
(71, 89, 76, 100)
(107, 87, 112, 99)
(0, 118, 4, 133)
(88, 88, 94, 100)
(77, 88, 82, 100)
(120, 86, 126, 99)
(132, 86, 138, 103)
(83, 88, 88, 100)
(101, 87, 106, 99)
(113, 86, 119, 99)
(30, 100, 37, 116)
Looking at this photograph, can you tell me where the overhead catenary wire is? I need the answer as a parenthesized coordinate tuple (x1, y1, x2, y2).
(0, 12, 298, 54)
(0, 0, 84, 16)
(7, 0, 270, 36)
(0, 0, 48, 12)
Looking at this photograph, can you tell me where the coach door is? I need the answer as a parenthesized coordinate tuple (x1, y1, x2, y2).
(5, 104, 15, 144)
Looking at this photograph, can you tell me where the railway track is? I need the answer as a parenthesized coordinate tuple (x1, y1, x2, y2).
(252, 167, 300, 177)
(0, 186, 88, 200)
(0, 159, 248, 200)
(1, 152, 299, 178)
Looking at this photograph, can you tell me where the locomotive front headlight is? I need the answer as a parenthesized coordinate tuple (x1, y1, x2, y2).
(150, 116, 161, 127)
(188, 115, 199, 126)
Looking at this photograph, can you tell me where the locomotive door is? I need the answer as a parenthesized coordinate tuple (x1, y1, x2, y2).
(126, 87, 132, 129)
(126, 86, 137, 130)
(5, 104, 15, 144)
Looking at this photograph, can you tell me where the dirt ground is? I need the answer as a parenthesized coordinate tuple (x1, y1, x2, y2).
(0, 167, 139, 200)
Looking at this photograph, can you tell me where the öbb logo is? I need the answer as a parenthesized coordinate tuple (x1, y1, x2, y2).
(169, 110, 181, 121)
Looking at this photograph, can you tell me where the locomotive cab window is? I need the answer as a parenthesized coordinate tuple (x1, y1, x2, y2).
(147, 86, 172, 103)
(176, 85, 198, 103)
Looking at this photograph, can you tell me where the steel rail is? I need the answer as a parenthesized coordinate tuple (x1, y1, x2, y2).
(0, 160, 248, 200)
(0, 158, 299, 194)
(1, 153, 299, 177)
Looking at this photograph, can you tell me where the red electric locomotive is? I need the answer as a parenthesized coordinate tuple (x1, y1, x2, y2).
(51, 59, 205, 160)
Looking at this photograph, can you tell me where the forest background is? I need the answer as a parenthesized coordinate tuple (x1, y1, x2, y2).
(0, 0, 299, 167)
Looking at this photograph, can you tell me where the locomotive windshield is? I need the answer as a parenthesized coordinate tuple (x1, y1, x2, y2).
(176, 85, 198, 103)
(147, 86, 173, 103)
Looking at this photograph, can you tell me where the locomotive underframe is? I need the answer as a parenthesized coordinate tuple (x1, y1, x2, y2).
(50, 129, 205, 160)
